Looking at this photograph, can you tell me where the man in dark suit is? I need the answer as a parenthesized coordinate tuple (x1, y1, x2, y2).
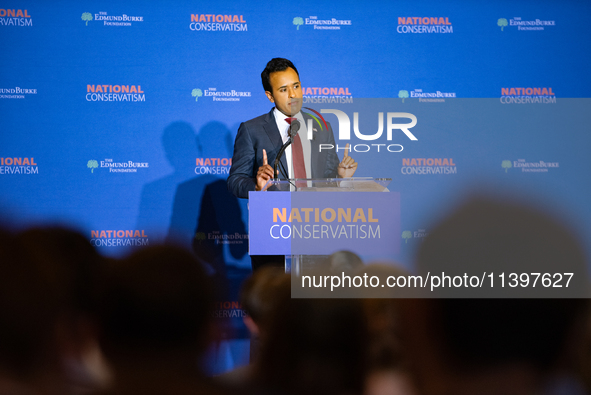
(227, 58, 357, 269)
(227, 58, 357, 199)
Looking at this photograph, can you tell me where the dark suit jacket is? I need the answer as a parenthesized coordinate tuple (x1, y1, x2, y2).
(227, 108, 340, 198)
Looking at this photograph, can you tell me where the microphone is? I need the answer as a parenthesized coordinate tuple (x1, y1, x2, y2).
(274, 120, 300, 180)
(289, 119, 301, 138)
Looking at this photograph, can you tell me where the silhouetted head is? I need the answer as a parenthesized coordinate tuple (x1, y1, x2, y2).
(402, 196, 590, 395)
(256, 295, 368, 395)
(98, 245, 213, 362)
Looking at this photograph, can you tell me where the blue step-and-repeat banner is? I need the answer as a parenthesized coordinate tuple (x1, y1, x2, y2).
(2, 0, 591, 373)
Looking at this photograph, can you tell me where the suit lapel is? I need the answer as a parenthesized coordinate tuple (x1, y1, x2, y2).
(262, 109, 283, 150)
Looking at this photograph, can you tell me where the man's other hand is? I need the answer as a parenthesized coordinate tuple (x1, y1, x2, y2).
(337, 144, 358, 178)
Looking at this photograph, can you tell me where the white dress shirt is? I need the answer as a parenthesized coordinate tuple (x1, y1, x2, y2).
(272, 108, 311, 179)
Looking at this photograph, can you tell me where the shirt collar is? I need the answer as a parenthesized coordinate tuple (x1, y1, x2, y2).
(273, 107, 304, 137)
(273, 107, 303, 138)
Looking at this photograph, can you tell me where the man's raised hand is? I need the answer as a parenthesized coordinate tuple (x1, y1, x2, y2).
(256, 149, 275, 191)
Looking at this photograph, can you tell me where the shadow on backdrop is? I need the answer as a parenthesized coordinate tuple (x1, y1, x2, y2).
(136, 120, 251, 372)
(168, 122, 250, 340)
(136, 122, 199, 242)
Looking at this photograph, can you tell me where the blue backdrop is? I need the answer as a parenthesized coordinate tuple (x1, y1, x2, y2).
(2, 0, 591, 373)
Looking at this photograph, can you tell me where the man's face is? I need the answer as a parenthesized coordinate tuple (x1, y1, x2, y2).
(265, 67, 302, 117)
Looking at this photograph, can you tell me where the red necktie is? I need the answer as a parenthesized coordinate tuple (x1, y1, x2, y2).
(285, 117, 306, 179)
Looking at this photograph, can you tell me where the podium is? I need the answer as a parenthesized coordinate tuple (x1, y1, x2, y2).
(248, 177, 398, 276)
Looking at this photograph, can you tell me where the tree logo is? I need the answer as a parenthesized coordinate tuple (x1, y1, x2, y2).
(87, 160, 98, 173)
(402, 230, 412, 243)
(497, 18, 508, 31)
(194, 232, 206, 245)
(82, 12, 93, 26)
(191, 88, 203, 102)
(501, 160, 512, 173)
(398, 90, 409, 103)
(293, 17, 303, 30)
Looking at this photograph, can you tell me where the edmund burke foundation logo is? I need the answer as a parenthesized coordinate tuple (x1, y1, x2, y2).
(409, 88, 456, 103)
(0, 87, 37, 99)
(501, 159, 559, 173)
(402, 229, 428, 243)
(192, 86, 251, 102)
(497, 17, 555, 31)
(82, 11, 144, 27)
(293, 15, 352, 30)
(87, 158, 149, 173)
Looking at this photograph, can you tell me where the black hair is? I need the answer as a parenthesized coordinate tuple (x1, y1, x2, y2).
(261, 58, 299, 93)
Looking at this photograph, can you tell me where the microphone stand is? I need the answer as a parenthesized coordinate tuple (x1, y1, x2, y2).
(273, 120, 300, 181)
